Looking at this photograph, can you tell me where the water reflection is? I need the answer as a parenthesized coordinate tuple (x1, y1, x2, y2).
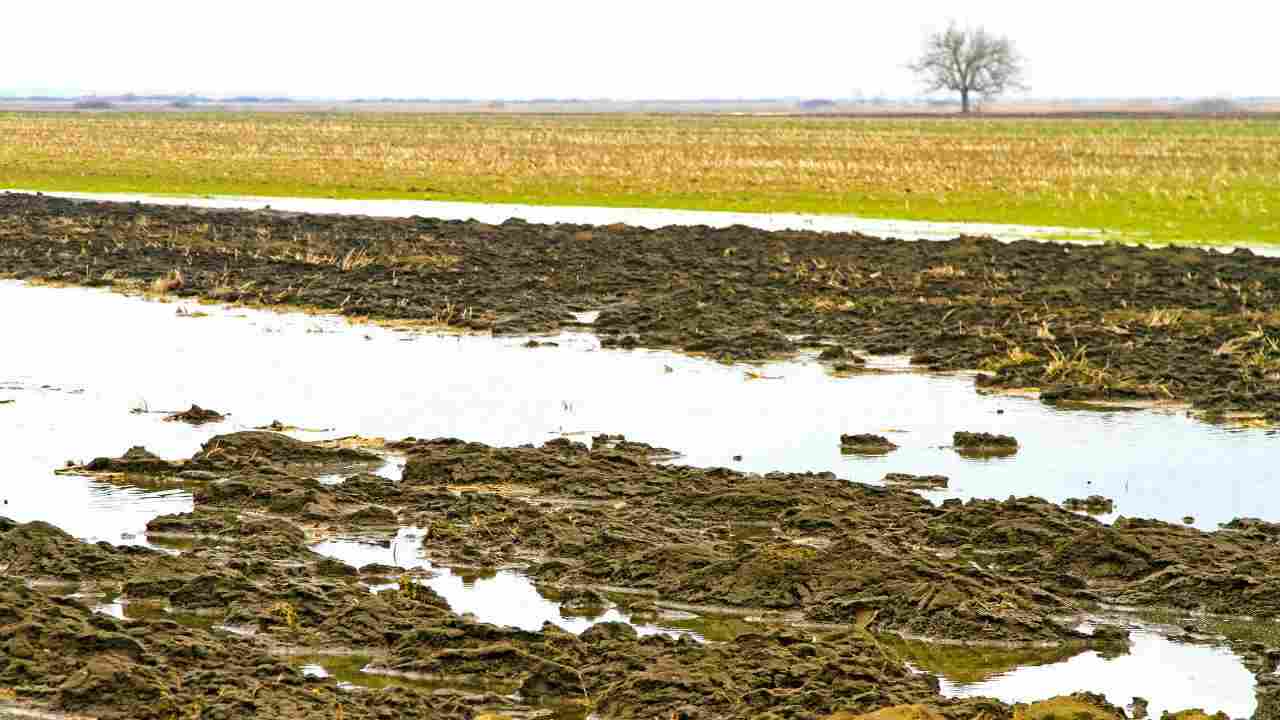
(887, 635, 1091, 685)
(290, 653, 518, 694)
(933, 630, 1256, 719)
(2, 280, 1275, 535)
(5, 277, 1269, 719)
(27, 190, 1106, 244)
(311, 532, 695, 639)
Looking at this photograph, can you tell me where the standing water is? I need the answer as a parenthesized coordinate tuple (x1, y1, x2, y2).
(1, 281, 1274, 535)
(0, 279, 1273, 717)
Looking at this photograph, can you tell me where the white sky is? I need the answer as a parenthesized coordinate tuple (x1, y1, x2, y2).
(4, 1, 1275, 100)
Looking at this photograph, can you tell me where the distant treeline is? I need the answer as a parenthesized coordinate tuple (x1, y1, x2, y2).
(1, 93, 1276, 108)
(0, 94, 294, 105)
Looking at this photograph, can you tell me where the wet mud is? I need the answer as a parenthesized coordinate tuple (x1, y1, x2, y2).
(1064, 497, 1117, 515)
(3, 191, 1280, 717)
(5, 430, 1280, 718)
(840, 434, 900, 456)
(2, 193, 1279, 419)
(883, 473, 950, 490)
(952, 433, 1019, 458)
(162, 404, 226, 426)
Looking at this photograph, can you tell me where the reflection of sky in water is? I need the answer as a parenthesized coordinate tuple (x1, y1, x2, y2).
(1, 280, 1275, 546)
(311, 532, 685, 638)
(92, 600, 126, 619)
(28, 190, 1118, 243)
(315, 534, 1258, 718)
(941, 630, 1257, 719)
(2, 280, 1269, 717)
(0, 387, 196, 543)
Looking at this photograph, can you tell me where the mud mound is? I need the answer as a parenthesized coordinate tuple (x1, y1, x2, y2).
(5, 193, 1279, 416)
(1221, 517, 1280, 539)
(0, 576, 472, 720)
(884, 473, 949, 489)
(11, 427, 1280, 718)
(189, 431, 382, 475)
(953, 432, 1019, 457)
(163, 403, 226, 425)
(54, 433, 1280, 639)
(953, 432, 1018, 449)
(82, 445, 181, 474)
(146, 509, 307, 542)
(1011, 693, 1131, 720)
(1064, 495, 1116, 514)
(841, 434, 900, 455)
(332, 438, 1280, 635)
(0, 519, 142, 579)
(386, 621, 950, 719)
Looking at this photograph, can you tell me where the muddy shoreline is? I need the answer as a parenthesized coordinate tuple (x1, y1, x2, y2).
(4, 430, 1279, 718)
(3, 192, 1280, 718)
(2, 192, 1278, 419)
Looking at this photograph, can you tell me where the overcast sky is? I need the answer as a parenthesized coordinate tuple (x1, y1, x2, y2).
(4, 1, 1274, 100)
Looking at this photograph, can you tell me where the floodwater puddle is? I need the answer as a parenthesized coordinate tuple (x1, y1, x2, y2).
(1, 278, 1275, 717)
(87, 595, 227, 631)
(311, 531, 1264, 719)
(901, 626, 1259, 718)
(308, 536, 1260, 718)
(24, 190, 1107, 244)
(286, 654, 586, 719)
(291, 652, 516, 695)
(20, 190, 1280, 256)
(1, 279, 1274, 538)
(311, 531, 696, 638)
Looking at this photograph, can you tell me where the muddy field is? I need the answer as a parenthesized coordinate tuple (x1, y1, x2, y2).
(4, 430, 1278, 719)
(3, 192, 1280, 719)
(1, 193, 1278, 419)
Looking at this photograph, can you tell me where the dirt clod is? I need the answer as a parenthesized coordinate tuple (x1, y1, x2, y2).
(884, 473, 949, 489)
(840, 434, 899, 455)
(1064, 495, 1116, 514)
(164, 403, 226, 425)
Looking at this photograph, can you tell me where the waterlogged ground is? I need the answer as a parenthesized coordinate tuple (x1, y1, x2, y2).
(24, 190, 1280, 256)
(2, 280, 1274, 535)
(23, 190, 1107, 244)
(305, 538, 1260, 719)
(937, 627, 1258, 719)
(7, 192, 1280, 421)
(2, 279, 1278, 717)
(312, 533, 700, 638)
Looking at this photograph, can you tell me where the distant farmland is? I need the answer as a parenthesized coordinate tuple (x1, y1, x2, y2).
(1, 112, 1277, 244)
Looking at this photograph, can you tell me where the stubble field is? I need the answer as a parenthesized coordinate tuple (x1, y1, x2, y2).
(2, 111, 1278, 244)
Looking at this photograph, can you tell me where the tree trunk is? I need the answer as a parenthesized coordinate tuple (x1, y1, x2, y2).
(960, 89, 971, 114)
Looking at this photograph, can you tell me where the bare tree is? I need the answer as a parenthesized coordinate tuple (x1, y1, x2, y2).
(908, 23, 1027, 113)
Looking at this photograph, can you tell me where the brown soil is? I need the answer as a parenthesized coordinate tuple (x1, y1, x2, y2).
(1063, 496, 1117, 514)
(4, 189, 1280, 717)
(163, 404, 226, 425)
(9, 430, 1280, 718)
(953, 432, 1020, 458)
(2, 193, 1279, 419)
(883, 473, 949, 489)
(840, 434, 900, 455)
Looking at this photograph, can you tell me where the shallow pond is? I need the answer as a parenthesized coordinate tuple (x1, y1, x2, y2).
(311, 532, 696, 638)
(292, 652, 517, 695)
(19, 190, 1280, 256)
(305, 537, 1261, 718)
(895, 627, 1258, 718)
(1, 280, 1274, 540)
(2, 279, 1275, 718)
